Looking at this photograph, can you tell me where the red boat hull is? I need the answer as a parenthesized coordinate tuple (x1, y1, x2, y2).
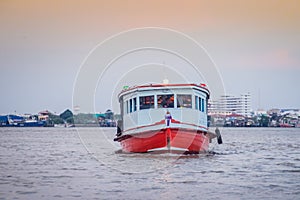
(117, 128, 209, 153)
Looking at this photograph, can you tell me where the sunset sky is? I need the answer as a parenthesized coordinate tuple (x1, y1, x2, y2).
(0, 0, 299, 114)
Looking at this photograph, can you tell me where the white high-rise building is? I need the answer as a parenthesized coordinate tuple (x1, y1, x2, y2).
(240, 93, 251, 117)
(208, 93, 252, 117)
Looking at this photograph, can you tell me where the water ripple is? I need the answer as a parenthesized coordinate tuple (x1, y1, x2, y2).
(0, 127, 299, 200)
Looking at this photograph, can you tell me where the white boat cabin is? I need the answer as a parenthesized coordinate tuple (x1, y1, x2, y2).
(118, 83, 210, 134)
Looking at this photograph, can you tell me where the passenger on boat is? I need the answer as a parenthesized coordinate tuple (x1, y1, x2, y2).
(165, 111, 172, 126)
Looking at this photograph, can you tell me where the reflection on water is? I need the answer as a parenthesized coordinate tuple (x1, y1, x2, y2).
(0, 127, 299, 199)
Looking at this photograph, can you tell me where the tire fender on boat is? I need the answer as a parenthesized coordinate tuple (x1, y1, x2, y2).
(215, 127, 223, 144)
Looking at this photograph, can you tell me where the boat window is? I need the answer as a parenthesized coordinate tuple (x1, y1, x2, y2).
(195, 96, 199, 110)
(125, 98, 137, 113)
(157, 94, 174, 108)
(139, 96, 154, 110)
(177, 95, 192, 108)
(129, 99, 133, 113)
(133, 98, 137, 112)
(199, 97, 205, 112)
(202, 98, 206, 113)
(195, 97, 204, 112)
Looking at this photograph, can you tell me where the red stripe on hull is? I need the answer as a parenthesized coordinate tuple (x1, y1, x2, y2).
(170, 129, 209, 152)
(119, 128, 209, 153)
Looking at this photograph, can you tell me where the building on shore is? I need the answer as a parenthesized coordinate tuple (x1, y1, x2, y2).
(208, 93, 252, 117)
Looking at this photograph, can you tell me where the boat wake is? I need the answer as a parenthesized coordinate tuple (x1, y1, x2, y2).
(115, 149, 218, 159)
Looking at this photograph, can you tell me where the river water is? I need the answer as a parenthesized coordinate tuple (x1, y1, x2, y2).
(0, 127, 299, 200)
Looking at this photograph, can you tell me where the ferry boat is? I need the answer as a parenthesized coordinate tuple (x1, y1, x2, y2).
(114, 82, 221, 153)
(0, 114, 46, 127)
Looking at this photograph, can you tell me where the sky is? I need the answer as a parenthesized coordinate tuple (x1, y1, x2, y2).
(0, 0, 299, 114)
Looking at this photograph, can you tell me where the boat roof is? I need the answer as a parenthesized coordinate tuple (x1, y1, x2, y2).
(118, 83, 210, 99)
